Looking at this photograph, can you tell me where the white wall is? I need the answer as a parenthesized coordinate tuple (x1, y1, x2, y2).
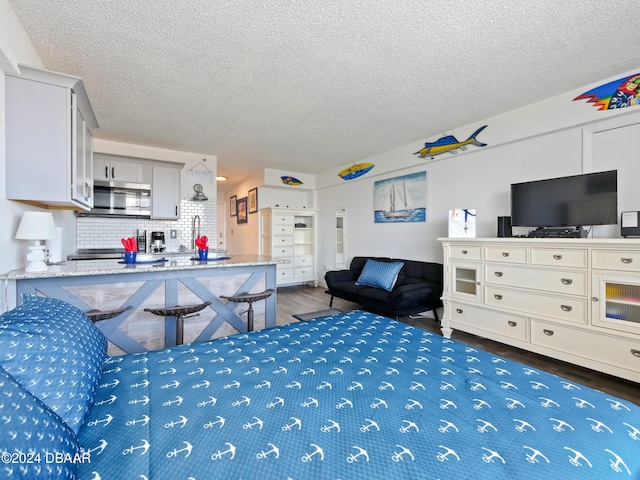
(315, 84, 640, 280)
(223, 170, 265, 255)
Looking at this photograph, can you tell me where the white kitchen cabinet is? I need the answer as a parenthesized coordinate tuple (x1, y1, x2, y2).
(440, 237, 640, 382)
(94, 154, 143, 183)
(151, 164, 182, 219)
(260, 207, 318, 286)
(6, 66, 98, 210)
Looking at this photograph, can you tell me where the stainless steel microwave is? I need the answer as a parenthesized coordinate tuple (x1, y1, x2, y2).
(79, 180, 152, 217)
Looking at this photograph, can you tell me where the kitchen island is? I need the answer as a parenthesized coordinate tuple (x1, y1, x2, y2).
(2, 255, 276, 355)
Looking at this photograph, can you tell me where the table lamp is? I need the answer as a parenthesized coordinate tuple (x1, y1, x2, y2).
(15, 211, 58, 272)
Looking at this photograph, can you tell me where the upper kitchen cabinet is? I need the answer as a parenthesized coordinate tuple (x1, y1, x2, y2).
(152, 164, 182, 219)
(5, 65, 98, 210)
(94, 153, 143, 183)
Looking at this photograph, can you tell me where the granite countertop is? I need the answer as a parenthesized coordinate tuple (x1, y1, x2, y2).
(2, 255, 275, 280)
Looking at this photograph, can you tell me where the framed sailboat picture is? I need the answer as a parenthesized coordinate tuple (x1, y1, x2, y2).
(374, 171, 426, 223)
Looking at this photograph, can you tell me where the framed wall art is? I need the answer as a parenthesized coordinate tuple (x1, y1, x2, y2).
(374, 171, 427, 223)
(230, 195, 237, 216)
(237, 196, 248, 224)
(248, 187, 258, 214)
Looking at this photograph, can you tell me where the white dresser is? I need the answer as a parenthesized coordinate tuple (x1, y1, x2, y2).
(439, 237, 640, 382)
(260, 208, 318, 286)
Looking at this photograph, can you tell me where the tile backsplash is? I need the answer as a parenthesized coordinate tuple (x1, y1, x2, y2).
(76, 196, 217, 252)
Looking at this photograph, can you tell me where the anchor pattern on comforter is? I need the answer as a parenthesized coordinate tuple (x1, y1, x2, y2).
(78, 310, 640, 479)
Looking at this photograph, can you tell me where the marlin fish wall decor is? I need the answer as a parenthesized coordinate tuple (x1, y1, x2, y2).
(574, 73, 640, 110)
(414, 125, 488, 159)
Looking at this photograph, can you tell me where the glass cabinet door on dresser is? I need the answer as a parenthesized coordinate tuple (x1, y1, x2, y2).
(592, 273, 640, 335)
(446, 244, 482, 302)
(449, 262, 482, 302)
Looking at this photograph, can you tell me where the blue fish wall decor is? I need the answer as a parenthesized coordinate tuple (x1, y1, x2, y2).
(414, 125, 488, 159)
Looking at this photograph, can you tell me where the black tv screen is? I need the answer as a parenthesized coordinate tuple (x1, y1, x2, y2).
(510, 170, 617, 228)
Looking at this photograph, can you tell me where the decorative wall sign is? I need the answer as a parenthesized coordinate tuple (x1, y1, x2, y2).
(414, 125, 487, 159)
(236, 197, 248, 224)
(281, 175, 303, 186)
(574, 73, 640, 110)
(338, 163, 375, 180)
(230, 195, 237, 216)
(248, 187, 258, 214)
(187, 160, 214, 182)
(374, 171, 426, 223)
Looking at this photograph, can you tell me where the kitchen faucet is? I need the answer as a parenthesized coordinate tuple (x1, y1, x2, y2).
(192, 215, 200, 251)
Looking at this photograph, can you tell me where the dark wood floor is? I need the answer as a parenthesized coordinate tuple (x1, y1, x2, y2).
(276, 285, 640, 406)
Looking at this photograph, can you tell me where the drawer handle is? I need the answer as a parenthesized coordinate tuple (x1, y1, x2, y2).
(494, 271, 503, 277)
(502, 252, 510, 257)
(461, 250, 468, 255)
(508, 321, 517, 327)
(631, 349, 640, 358)
(494, 294, 503, 300)
(543, 329, 554, 336)
(553, 254, 562, 260)
(560, 278, 573, 285)
(560, 305, 572, 312)
(456, 308, 463, 314)
(621, 257, 633, 264)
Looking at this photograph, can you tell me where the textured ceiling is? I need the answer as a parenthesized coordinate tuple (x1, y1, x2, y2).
(7, 0, 640, 182)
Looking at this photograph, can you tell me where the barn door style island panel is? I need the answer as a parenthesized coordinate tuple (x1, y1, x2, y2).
(439, 237, 640, 382)
(3, 256, 276, 355)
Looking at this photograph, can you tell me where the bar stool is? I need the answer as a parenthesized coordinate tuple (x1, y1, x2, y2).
(144, 301, 211, 346)
(220, 289, 275, 332)
(86, 305, 133, 322)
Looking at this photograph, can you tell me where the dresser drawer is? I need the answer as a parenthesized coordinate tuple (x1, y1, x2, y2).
(449, 302, 527, 341)
(449, 245, 481, 261)
(274, 214, 294, 225)
(272, 224, 294, 235)
(485, 286, 587, 324)
(272, 246, 294, 257)
(485, 264, 587, 296)
(276, 266, 294, 280)
(273, 235, 293, 247)
(531, 320, 640, 373)
(531, 248, 587, 268)
(593, 250, 640, 273)
(294, 266, 314, 278)
(294, 255, 313, 267)
(485, 246, 528, 264)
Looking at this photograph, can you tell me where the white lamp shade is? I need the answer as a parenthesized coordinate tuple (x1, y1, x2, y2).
(15, 211, 58, 240)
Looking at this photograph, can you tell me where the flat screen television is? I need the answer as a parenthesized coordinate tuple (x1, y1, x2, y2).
(510, 170, 617, 228)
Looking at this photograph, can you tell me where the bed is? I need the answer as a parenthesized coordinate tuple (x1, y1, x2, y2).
(1, 295, 639, 479)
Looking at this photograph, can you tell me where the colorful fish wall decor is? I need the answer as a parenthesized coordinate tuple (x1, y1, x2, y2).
(414, 125, 488, 159)
(280, 175, 303, 186)
(574, 73, 640, 110)
(338, 163, 374, 180)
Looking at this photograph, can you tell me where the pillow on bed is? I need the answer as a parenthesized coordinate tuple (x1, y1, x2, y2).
(355, 259, 404, 291)
(0, 364, 80, 479)
(0, 295, 108, 433)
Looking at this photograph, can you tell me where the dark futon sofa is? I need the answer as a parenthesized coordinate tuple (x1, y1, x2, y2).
(325, 256, 443, 319)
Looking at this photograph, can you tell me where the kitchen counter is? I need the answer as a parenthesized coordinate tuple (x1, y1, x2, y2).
(3, 255, 277, 355)
(4, 254, 271, 280)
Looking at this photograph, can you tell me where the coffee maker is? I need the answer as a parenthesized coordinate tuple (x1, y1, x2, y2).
(151, 231, 165, 252)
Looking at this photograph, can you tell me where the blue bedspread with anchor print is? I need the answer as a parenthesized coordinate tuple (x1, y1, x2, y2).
(78, 310, 640, 479)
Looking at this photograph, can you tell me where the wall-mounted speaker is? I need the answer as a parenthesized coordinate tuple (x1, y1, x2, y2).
(497, 216, 512, 237)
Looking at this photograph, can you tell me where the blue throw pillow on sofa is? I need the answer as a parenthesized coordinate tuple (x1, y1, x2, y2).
(355, 259, 404, 291)
(0, 295, 108, 433)
(0, 364, 80, 479)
